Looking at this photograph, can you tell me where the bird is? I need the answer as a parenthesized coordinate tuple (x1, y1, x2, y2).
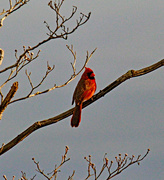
(0, 48, 4, 66)
(71, 67, 96, 127)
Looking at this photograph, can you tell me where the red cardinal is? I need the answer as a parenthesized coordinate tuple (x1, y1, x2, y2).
(71, 67, 96, 127)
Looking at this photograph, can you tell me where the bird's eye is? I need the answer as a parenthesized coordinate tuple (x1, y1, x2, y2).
(87, 72, 95, 79)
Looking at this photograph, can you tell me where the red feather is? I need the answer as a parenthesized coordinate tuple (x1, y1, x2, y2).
(71, 67, 96, 127)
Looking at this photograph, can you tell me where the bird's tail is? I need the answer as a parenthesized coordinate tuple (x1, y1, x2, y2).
(71, 104, 82, 127)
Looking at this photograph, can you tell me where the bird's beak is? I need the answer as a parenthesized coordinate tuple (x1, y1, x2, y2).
(90, 72, 95, 77)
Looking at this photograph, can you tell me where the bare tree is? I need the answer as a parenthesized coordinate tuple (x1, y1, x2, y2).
(0, 0, 163, 179)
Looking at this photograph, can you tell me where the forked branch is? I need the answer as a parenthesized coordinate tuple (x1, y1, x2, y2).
(46, 0, 91, 40)
(31, 146, 72, 180)
(84, 149, 150, 180)
(0, 47, 41, 89)
(0, 0, 30, 28)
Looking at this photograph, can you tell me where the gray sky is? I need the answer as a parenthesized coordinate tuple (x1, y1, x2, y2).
(0, 0, 164, 179)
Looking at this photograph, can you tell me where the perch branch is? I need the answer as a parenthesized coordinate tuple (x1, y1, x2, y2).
(89, 59, 164, 104)
(0, 59, 163, 155)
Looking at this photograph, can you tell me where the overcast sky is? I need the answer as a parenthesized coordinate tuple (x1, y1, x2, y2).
(0, 0, 164, 179)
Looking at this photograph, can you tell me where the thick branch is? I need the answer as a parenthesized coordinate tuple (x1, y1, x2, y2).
(88, 59, 164, 104)
(0, 82, 18, 120)
(0, 59, 163, 155)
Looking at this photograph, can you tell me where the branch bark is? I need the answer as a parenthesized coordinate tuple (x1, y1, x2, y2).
(0, 59, 163, 156)
(0, 82, 18, 120)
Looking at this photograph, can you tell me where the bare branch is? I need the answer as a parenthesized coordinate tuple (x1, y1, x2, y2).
(0, 47, 41, 89)
(0, 82, 18, 120)
(32, 157, 50, 179)
(31, 146, 73, 180)
(106, 149, 151, 179)
(3, 175, 7, 180)
(20, 171, 36, 180)
(84, 155, 95, 179)
(3, 175, 15, 180)
(66, 45, 77, 74)
(0, 48, 4, 66)
(9, 0, 12, 9)
(20, 172, 28, 180)
(84, 149, 150, 180)
(25, 69, 33, 89)
(0, 0, 30, 28)
(68, 171, 75, 180)
(0, 90, 4, 103)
